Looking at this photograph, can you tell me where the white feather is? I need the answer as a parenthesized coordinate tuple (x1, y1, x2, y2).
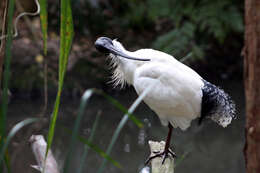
(109, 41, 204, 130)
(132, 50, 203, 130)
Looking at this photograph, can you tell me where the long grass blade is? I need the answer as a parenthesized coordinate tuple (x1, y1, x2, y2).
(46, 0, 74, 159)
(63, 90, 94, 173)
(4, 151, 11, 173)
(97, 83, 156, 173)
(0, 118, 39, 166)
(78, 134, 122, 169)
(59, 0, 74, 86)
(61, 126, 121, 168)
(64, 89, 126, 172)
(39, 0, 48, 55)
(180, 52, 193, 63)
(60, 86, 146, 171)
(77, 111, 101, 173)
(52, 84, 143, 171)
(98, 91, 143, 128)
(0, 0, 15, 170)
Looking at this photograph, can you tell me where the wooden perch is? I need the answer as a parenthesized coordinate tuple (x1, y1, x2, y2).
(29, 135, 60, 173)
(148, 141, 174, 173)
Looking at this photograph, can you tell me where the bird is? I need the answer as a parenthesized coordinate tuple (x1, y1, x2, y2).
(94, 36, 236, 164)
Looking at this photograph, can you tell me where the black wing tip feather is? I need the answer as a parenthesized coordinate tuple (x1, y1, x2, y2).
(199, 79, 236, 126)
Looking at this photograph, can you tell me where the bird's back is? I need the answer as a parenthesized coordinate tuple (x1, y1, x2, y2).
(132, 49, 204, 130)
(132, 49, 235, 130)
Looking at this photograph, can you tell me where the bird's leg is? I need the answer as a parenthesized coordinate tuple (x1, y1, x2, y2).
(145, 123, 176, 165)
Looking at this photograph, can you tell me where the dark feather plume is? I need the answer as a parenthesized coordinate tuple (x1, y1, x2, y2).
(199, 80, 236, 127)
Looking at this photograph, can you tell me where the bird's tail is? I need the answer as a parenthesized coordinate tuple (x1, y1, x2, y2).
(200, 80, 236, 127)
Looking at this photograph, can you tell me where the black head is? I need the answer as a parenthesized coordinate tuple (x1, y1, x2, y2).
(95, 37, 113, 54)
(94, 37, 151, 61)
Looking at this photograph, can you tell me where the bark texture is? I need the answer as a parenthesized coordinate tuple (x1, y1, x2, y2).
(244, 0, 260, 172)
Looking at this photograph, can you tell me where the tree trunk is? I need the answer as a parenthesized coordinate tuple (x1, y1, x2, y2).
(244, 0, 260, 172)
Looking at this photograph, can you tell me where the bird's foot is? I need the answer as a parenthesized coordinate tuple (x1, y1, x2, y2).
(145, 149, 176, 165)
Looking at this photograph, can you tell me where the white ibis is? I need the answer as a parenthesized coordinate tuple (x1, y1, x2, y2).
(95, 37, 236, 164)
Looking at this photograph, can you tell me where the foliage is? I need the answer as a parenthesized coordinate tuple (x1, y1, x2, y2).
(63, 90, 95, 173)
(0, 0, 15, 171)
(97, 83, 155, 173)
(0, 119, 39, 163)
(70, 0, 243, 59)
(1, 0, 146, 171)
(77, 111, 101, 173)
(118, 0, 243, 58)
(46, 0, 74, 163)
(39, 0, 48, 55)
(0, 118, 38, 171)
(60, 87, 146, 172)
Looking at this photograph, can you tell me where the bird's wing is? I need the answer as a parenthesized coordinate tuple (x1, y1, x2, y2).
(133, 61, 203, 129)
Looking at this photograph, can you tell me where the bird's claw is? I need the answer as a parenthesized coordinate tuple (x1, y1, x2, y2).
(152, 151, 160, 154)
(145, 149, 176, 165)
(168, 150, 176, 158)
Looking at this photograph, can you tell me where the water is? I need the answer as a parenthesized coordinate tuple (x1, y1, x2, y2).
(7, 79, 245, 173)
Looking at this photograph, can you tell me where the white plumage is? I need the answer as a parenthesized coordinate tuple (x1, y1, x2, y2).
(95, 37, 236, 163)
(95, 37, 235, 130)
(119, 49, 204, 130)
(95, 37, 236, 129)
(110, 39, 204, 130)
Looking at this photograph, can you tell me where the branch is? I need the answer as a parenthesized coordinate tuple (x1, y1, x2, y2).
(29, 135, 60, 173)
(148, 141, 174, 173)
(0, 0, 40, 40)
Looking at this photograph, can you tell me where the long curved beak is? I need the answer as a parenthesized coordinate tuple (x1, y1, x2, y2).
(95, 37, 150, 61)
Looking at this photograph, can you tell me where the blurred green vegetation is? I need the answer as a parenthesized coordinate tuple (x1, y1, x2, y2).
(149, 0, 243, 58)
(70, 0, 243, 59)
(1, 0, 244, 95)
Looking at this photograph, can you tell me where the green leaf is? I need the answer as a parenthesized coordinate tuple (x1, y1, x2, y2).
(80, 89, 143, 128)
(59, 86, 144, 172)
(4, 150, 11, 173)
(62, 88, 143, 172)
(39, 0, 48, 55)
(0, 0, 15, 170)
(97, 90, 143, 128)
(78, 134, 122, 169)
(61, 126, 121, 169)
(59, 86, 143, 171)
(0, 118, 39, 166)
(64, 90, 94, 173)
(97, 84, 156, 173)
(78, 112, 101, 173)
(46, 0, 74, 161)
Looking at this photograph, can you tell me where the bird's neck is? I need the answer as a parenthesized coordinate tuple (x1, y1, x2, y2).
(109, 51, 138, 88)
(118, 59, 137, 85)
